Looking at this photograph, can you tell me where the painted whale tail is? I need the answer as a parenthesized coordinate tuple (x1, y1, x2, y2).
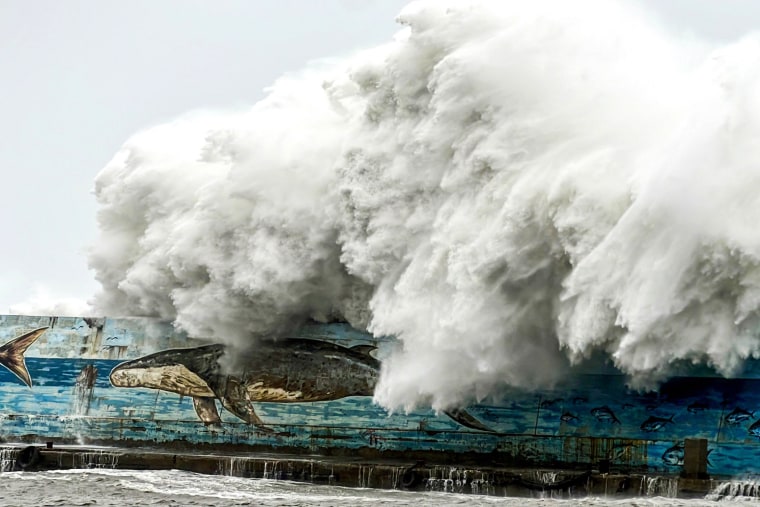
(444, 408, 498, 433)
(0, 327, 48, 387)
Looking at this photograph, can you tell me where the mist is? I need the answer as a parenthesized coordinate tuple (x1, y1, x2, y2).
(90, 0, 760, 413)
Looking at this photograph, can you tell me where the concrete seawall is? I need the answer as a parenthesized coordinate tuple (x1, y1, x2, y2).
(0, 444, 720, 499)
(0, 315, 759, 491)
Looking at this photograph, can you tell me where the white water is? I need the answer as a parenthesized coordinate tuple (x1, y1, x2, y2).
(90, 0, 760, 414)
(0, 469, 755, 507)
(708, 478, 760, 501)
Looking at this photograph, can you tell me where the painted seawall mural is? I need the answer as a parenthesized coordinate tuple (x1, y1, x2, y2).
(108, 339, 493, 433)
(1, 314, 760, 477)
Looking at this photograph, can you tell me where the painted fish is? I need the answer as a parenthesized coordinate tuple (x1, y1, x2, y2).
(443, 408, 498, 433)
(110, 339, 497, 433)
(608, 442, 636, 461)
(591, 406, 620, 424)
(560, 412, 579, 423)
(725, 407, 754, 426)
(661, 442, 713, 466)
(572, 397, 588, 405)
(640, 415, 674, 432)
(661, 443, 684, 466)
(0, 327, 48, 387)
(749, 419, 760, 438)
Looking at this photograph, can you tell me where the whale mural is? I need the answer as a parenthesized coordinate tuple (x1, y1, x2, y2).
(0, 327, 48, 387)
(109, 339, 497, 433)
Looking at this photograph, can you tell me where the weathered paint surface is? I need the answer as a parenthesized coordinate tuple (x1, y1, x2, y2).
(0, 314, 759, 477)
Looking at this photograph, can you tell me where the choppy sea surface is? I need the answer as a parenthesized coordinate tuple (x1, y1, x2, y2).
(0, 469, 757, 507)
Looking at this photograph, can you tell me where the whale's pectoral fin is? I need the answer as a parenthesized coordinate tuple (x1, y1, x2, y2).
(216, 378, 274, 433)
(192, 397, 222, 426)
(0, 327, 48, 388)
(444, 408, 499, 433)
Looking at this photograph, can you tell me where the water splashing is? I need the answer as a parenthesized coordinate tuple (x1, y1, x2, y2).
(90, 0, 760, 414)
(707, 477, 760, 500)
(640, 475, 679, 498)
(0, 448, 18, 472)
(74, 450, 119, 469)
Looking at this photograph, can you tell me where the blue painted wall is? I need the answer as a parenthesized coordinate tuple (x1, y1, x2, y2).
(0, 314, 759, 477)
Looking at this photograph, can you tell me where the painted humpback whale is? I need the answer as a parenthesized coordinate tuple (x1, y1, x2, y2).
(0, 327, 48, 387)
(109, 338, 497, 433)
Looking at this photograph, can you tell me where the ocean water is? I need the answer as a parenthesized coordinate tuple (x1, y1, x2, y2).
(0, 469, 756, 507)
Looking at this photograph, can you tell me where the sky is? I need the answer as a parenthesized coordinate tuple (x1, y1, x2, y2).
(0, 0, 759, 315)
(0, 0, 408, 313)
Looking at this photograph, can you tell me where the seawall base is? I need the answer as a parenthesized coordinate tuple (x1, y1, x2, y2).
(0, 443, 722, 499)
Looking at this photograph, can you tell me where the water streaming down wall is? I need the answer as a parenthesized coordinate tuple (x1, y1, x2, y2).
(73, 450, 120, 469)
(640, 476, 680, 498)
(707, 478, 760, 500)
(358, 465, 374, 488)
(0, 449, 18, 472)
(424, 466, 473, 494)
(217, 456, 289, 478)
(467, 476, 494, 496)
(209, 456, 403, 489)
(216, 456, 250, 477)
(262, 461, 276, 480)
(527, 472, 564, 500)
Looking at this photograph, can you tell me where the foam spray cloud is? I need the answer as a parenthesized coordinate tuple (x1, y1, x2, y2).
(90, 0, 760, 413)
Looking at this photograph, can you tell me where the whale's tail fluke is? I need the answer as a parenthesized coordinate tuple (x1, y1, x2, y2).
(0, 327, 48, 387)
(444, 408, 498, 433)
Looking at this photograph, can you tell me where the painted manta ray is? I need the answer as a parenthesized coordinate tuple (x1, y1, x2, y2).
(109, 339, 497, 433)
(0, 327, 48, 387)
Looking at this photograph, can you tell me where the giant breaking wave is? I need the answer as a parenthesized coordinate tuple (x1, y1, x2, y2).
(90, 0, 760, 413)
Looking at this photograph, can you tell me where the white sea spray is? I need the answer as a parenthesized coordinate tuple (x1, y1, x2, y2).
(90, 0, 760, 413)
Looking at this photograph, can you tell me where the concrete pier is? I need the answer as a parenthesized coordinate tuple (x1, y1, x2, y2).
(0, 443, 720, 499)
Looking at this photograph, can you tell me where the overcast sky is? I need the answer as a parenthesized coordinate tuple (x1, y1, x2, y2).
(0, 0, 759, 315)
